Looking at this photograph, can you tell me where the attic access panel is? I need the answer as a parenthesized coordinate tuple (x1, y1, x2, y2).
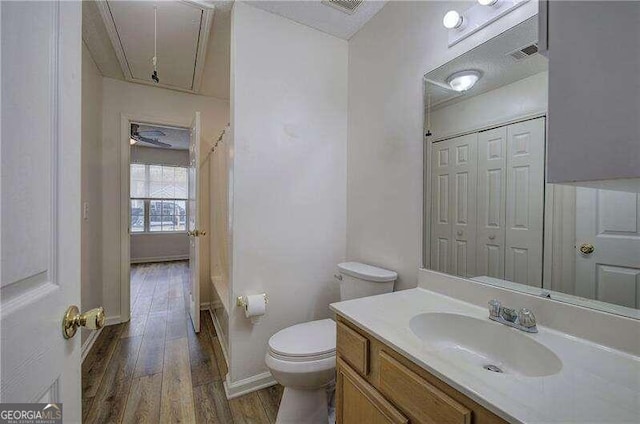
(98, 0, 214, 93)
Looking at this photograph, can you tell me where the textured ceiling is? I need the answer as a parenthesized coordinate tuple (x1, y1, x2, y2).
(246, 0, 387, 40)
(424, 17, 547, 110)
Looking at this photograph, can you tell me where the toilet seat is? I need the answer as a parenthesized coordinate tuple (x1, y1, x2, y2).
(268, 319, 336, 361)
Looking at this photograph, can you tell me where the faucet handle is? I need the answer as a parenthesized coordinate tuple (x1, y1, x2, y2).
(518, 308, 537, 329)
(488, 299, 501, 318)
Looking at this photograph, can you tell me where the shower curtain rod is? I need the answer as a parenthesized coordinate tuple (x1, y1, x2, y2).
(199, 126, 228, 168)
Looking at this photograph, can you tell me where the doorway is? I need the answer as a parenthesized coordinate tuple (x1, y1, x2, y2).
(119, 114, 202, 333)
(128, 122, 190, 323)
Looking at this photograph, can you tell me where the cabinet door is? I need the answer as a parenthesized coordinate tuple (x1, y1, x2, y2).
(477, 126, 507, 279)
(547, 1, 640, 184)
(336, 358, 408, 424)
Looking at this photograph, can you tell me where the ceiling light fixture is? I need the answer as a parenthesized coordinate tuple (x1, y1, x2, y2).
(446, 70, 481, 92)
(442, 10, 463, 29)
(477, 0, 499, 5)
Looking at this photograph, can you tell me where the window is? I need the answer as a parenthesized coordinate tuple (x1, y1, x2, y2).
(130, 164, 188, 233)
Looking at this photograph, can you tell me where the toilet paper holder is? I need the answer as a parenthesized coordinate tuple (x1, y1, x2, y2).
(236, 293, 268, 308)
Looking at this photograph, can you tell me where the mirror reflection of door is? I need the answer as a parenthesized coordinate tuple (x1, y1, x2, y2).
(422, 17, 639, 317)
(429, 117, 544, 287)
(575, 189, 640, 309)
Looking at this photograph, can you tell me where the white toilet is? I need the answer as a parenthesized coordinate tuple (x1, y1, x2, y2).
(265, 262, 397, 424)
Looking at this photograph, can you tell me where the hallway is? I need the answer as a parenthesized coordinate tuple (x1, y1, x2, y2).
(82, 261, 283, 423)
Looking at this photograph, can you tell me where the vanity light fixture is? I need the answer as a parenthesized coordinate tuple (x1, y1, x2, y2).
(443, 10, 464, 29)
(477, 0, 499, 6)
(446, 70, 481, 92)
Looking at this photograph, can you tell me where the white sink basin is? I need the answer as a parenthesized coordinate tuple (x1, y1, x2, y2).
(409, 312, 562, 377)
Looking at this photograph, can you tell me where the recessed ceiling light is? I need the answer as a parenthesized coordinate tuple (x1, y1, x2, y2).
(446, 70, 482, 92)
(443, 10, 463, 29)
(478, 0, 499, 5)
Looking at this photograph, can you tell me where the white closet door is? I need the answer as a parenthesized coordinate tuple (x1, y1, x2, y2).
(450, 134, 478, 277)
(431, 140, 453, 273)
(476, 127, 507, 279)
(575, 188, 640, 308)
(505, 118, 545, 286)
(431, 133, 477, 276)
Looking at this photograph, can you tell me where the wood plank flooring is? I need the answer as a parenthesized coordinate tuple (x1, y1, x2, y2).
(82, 261, 283, 424)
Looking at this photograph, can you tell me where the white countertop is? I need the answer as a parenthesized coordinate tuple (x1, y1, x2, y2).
(330, 288, 640, 424)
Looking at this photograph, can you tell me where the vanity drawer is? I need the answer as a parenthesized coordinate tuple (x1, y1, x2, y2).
(378, 351, 471, 424)
(337, 321, 369, 375)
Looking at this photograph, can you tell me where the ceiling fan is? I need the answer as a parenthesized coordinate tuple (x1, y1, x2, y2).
(130, 123, 171, 148)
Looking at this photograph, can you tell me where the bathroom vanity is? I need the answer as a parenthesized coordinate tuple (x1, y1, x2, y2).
(334, 315, 504, 424)
(330, 287, 640, 424)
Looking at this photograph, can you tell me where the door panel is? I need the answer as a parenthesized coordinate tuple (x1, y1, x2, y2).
(451, 136, 477, 277)
(188, 112, 202, 332)
(431, 143, 452, 273)
(477, 127, 507, 279)
(505, 118, 545, 286)
(1, 1, 81, 416)
(336, 359, 408, 424)
(576, 188, 640, 308)
(430, 134, 477, 277)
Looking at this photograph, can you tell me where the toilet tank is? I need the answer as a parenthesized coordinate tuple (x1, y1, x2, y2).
(337, 262, 397, 301)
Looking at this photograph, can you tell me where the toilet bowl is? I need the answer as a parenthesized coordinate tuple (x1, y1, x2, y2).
(265, 319, 336, 423)
(265, 262, 397, 424)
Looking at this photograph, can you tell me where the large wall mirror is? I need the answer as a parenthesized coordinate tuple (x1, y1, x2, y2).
(423, 17, 639, 320)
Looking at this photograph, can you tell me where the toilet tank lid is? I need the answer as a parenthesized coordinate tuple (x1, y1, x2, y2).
(337, 262, 397, 282)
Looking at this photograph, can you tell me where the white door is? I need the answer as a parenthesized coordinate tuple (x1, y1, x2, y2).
(431, 140, 453, 273)
(575, 188, 640, 309)
(504, 118, 545, 286)
(431, 133, 477, 277)
(450, 134, 478, 277)
(188, 112, 202, 332)
(476, 126, 507, 279)
(1, 0, 83, 418)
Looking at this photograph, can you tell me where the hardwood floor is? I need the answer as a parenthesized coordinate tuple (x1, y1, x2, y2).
(82, 261, 283, 424)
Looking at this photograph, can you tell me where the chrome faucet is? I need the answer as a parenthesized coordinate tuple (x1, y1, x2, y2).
(488, 299, 537, 333)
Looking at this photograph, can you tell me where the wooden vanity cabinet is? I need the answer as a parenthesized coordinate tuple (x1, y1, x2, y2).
(335, 317, 507, 424)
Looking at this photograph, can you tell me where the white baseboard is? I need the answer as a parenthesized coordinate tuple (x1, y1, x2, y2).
(210, 299, 223, 309)
(209, 309, 230, 365)
(81, 327, 103, 363)
(130, 255, 189, 264)
(200, 302, 210, 311)
(224, 371, 277, 400)
(105, 315, 122, 326)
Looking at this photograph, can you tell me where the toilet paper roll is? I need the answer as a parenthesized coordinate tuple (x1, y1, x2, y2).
(244, 294, 266, 320)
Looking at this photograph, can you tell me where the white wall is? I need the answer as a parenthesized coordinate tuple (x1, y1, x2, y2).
(347, 0, 537, 291)
(101, 77, 229, 321)
(130, 145, 189, 167)
(130, 233, 189, 263)
(81, 42, 104, 343)
(229, 2, 347, 386)
(130, 146, 190, 263)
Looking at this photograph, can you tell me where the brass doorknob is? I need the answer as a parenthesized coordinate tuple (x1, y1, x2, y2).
(188, 229, 206, 237)
(62, 306, 105, 339)
(579, 243, 595, 255)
